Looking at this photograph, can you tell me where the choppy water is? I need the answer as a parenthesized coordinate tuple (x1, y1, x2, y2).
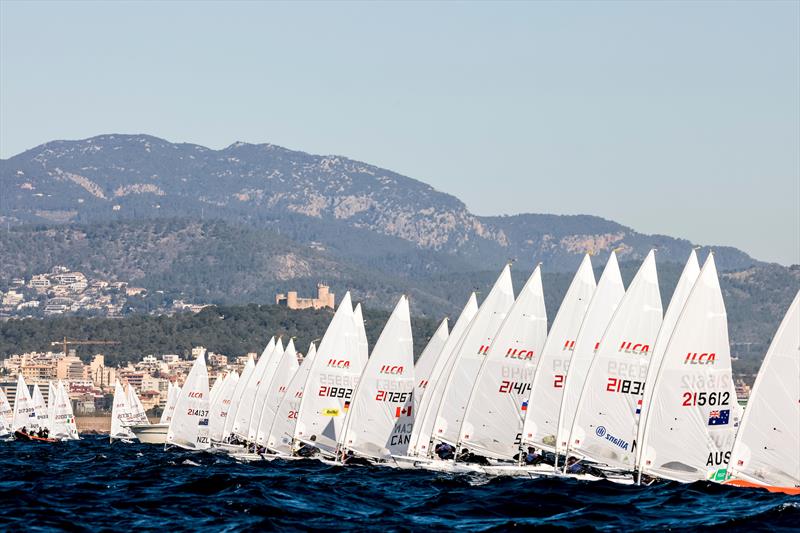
(0, 436, 797, 531)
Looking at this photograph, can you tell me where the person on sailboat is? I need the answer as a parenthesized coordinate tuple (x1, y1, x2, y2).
(342, 450, 372, 466)
(523, 447, 544, 466)
(434, 442, 455, 460)
(296, 435, 320, 458)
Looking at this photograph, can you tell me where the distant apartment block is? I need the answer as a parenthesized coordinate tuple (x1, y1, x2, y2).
(276, 284, 335, 310)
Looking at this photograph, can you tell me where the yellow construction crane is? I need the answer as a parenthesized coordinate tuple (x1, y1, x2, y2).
(51, 337, 120, 358)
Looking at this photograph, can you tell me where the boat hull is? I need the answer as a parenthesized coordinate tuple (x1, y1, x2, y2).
(724, 478, 800, 495)
(130, 424, 168, 444)
(14, 430, 58, 443)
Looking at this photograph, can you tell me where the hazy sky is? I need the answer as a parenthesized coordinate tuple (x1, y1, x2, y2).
(1, 1, 798, 264)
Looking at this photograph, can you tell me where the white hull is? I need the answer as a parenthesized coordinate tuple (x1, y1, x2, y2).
(130, 424, 168, 444)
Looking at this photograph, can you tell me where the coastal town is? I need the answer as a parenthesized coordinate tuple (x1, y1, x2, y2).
(0, 265, 209, 319)
(0, 344, 305, 418)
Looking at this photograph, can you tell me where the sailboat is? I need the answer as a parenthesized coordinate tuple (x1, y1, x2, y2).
(50, 381, 79, 440)
(564, 250, 662, 476)
(457, 264, 548, 462)
(265, 343, 317, 456)
(555, 251, 625, 461)
(338, 296, 415, 463)
(131, 381, 181, 444)
(245, 338, 286, 444)
(522, 254, 595, 453)
(404, 294, 478, 460)
(294, 292, 365, 458)
(253, 339, 300, 451)
(232, 337, 277, 443)
(110, 380, 135, 442)
(724, 290, 800, 494)
(221, 352, 257, 444)
(166, 352, 211, 450)
(413, 318, 449, 414)
(0, 388, 13, 439)
(638, 253, 741, 483)
(209, 371, 239, 444)
(31, 384, 48, 432)
(633, 250, 700, 469)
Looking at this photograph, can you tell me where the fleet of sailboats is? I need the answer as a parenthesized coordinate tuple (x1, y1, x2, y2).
(2, 251, 797, 494)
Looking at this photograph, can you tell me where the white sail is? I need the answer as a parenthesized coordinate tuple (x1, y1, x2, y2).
(639, 254, 741, 482)
(727, 290, 800, 489)
(209, 372, 239, 442)
(232, 337, 277, 439)
(408, 293, 479, 457)
(340, 296, 415, 459)
(31, 384, 48, 431)
(0, 388, 13, 435)
(459, 265, 548, 460)
(46, 381, 56, 431)
(159, 383, 174, 424)
(353, 303, 370, 366)
(167, 353, 211, 450)
(432, 266, 516, 447)
(222, 354, 255, 439)
(246, 338, 287, 441)
(556, 252, 625, 456)
(522, 255, 596, 451)
(161, 382, 182, 425)
(255, 339, 300, 446)
(295, 292, 363, 454)
(414, 318, 449, 412)
(110, 380, 134, 440)
(268, 343, 317, 454)
(12, 375, 36, 432)
(209, 377, 223, 408)
(634, 250, 700, 468)
(566, 250, 663, 469)
(126, 384, 149, 425)
(51, 381, 79, 440)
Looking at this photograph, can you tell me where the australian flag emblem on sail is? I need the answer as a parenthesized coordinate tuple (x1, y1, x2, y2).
(199, 418, 209, 426)
(708, 409, 730, 426)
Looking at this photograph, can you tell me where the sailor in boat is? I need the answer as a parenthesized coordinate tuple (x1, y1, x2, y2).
(295, 435, 320, 458)
(37, 427, 50, 439)
(342, 450, 372, 466)
(457, 449, 490, 465)
(521, 447, 545, 466)
(434, 442, 455, 460)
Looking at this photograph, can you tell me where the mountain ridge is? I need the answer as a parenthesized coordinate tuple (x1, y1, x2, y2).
(0, 133, 764, 272)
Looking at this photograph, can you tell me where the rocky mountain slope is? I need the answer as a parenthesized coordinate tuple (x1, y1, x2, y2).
(1, 134, 760, 272)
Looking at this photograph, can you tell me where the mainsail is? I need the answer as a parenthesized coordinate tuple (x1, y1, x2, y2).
(232, 337, 277, 439)
(222, 354, 255, 439)
(522, 254, 595, 451)
(51, 381, 79, 440)
(408, 294, 478, 457)
(12, 375, 36, 432)
(167, 352, 211, 450)
(727, 290, 799, 490)
(254, 338, 300, 446)
(340, 296, 415, 458)
(245, 338, 286, 442)
(0, 388, 13, 436)
(110, 380, 134, 440)
(208, 372, 239, 442)
(413, 318, 449, 414)
(295, 292, 363, 454)
(556, 252, 624, 456)
(566, 250, 662, 469)
(31, 384, 48, 431)
(126, 384, 149, 425)
(634, 250, 700, 468)
(639, 254, 741, 482)
(458, 265, 548, 460)
(432, 265, 515, 447)
(267, 343, 317, 454)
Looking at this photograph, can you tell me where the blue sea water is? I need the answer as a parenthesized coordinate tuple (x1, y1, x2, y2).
(0, 436, 797, 531)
